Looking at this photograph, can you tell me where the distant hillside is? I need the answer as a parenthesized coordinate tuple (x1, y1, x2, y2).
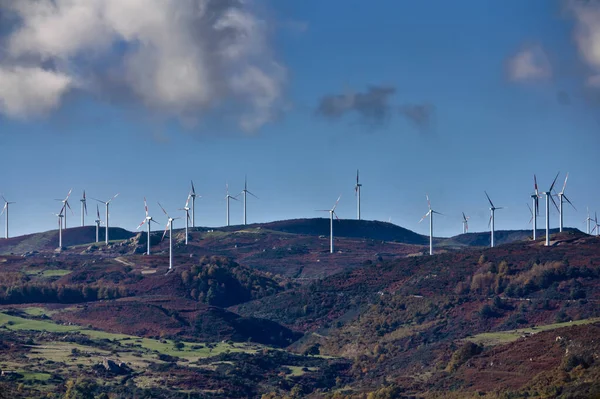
(247, 218, 429, 245)
(0, 226, 135, 255)
(443, 227, 581, 247)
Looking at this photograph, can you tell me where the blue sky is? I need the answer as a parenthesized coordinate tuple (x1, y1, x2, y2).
(1, 0, 599, 238)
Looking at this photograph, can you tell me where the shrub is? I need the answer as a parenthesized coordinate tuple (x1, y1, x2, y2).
(446, 342, 483, 372)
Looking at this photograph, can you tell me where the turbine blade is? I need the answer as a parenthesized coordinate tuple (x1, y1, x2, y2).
(418, 211, 430, 223)
(91, 197, 106, 204)
(137, 219, 147, 229)
(96, 205, 100, 220)
(144, 197, 149, 217)
(191, 180, 196, 195)
(550, 193, 559, 213)
(488, 215, 492, 228)
(462, 212, 467, 222)
(184, 192, 191, 209)
(332, 195, 342, 211)
(426, 194, 431, 210)
(484, 191, 494, 208)
(549, 172, 560, 193)
(157, 202, 169, 218)
(107, 193, 119, 204)
(534, 174, 538, 195)
(563, 195, 576, 211)
(561, 172, 569, 194)
(65, 188, 72, 200)
(162, 223, 169, 241)
(247, 191, 259, 199)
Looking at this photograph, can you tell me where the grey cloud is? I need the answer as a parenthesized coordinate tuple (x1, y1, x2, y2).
(317, 85, 396, 125)
(399, 103, 435, 130)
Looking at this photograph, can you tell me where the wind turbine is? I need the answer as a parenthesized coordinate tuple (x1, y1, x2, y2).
(80, 190, 87, 227)
(316, 195, 341, 253)
(179, 192, 192, 245)
(55, 189, 73, 229)
(355, 170, 362, 220)
(53, 206, 65, 248)
(419, 194, 442, 255)
(94, 205, 102, 243)
(158, 202, 179, 271)
(485, 191, 503, 248)
(531, 175, 540, 240)
(556, 173, 576, 232)
(137, 197, 159, 255)
(591, 212, 599, 237)
(462, 212, 470, 234)
(225, 183, 238, 227)
(585, 207, 592, 235)
(189, 181, 200, 228)
(1, 196, 15, 239)
(543, 173, 560, 246)
(92, 194, 119, 245)
(241, 176, 258, 226)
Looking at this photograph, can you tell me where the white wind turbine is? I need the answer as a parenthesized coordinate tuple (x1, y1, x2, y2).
(179, 192, 192, 245)
(1, 195, 15, 239)
(94, 205, 102, 243)
(225, 183, 238, 227)
(55, 189, 73, 229)
(137, 197, 159, 255)
(158, 202, 179, 271)
(80, 190, 87, 227)
(419, 194, 442, 255)
(316, 195, 341, 254)
(531, 175, 540, 240)
(462, 212, 470, 234)
(241, 176, 258, 226)
(53, 204, 65, 248)
(92, 194, 119, 245)
(485, 191, 503, 248)
(585, 207, 593, 235)
(543, 173, 560, 246)
(355, 170, 362, 220)
(190, 181, 200, 228)
(556, 173, 576, 232)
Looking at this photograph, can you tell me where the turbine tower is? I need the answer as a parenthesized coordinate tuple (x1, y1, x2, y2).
(531, 175, 540, 240)
(137, 197, 159, 255)
(94, 205, 102, 243)
(355, 170, 362, 220)
(317, 195, 341, 253)
(485, 191, 503, 248)
(80, 190, 87, 227)
(462, 212, 470, 234)
(225, 183, 238, 227)
(55, 189, 73, 229)
(179, 192, 192, 245)
(419, 194, 442, 255)
(189, 181, 200, 228)
(158, 203, 179, 271)
(241, 176, 258, 226)
(92, 194, 119, 245)
(53, 207, 65, 248)
(543, 173, 560, 246)
(557, 173, 575, 232)
(1, 196, 15, 239)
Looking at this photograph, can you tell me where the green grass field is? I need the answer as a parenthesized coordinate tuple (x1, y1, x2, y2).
(0, 311, 257, 360)
(465, 317, 600, 346)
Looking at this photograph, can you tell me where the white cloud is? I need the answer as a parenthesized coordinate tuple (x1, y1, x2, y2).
(570, 1, 600, 87)
(0, 66, 72, 118)
(507, 45, 552, 81)
(0, 0, 285, 131)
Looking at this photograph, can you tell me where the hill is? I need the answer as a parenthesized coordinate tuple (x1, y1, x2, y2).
(0, 226, 135, 255)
